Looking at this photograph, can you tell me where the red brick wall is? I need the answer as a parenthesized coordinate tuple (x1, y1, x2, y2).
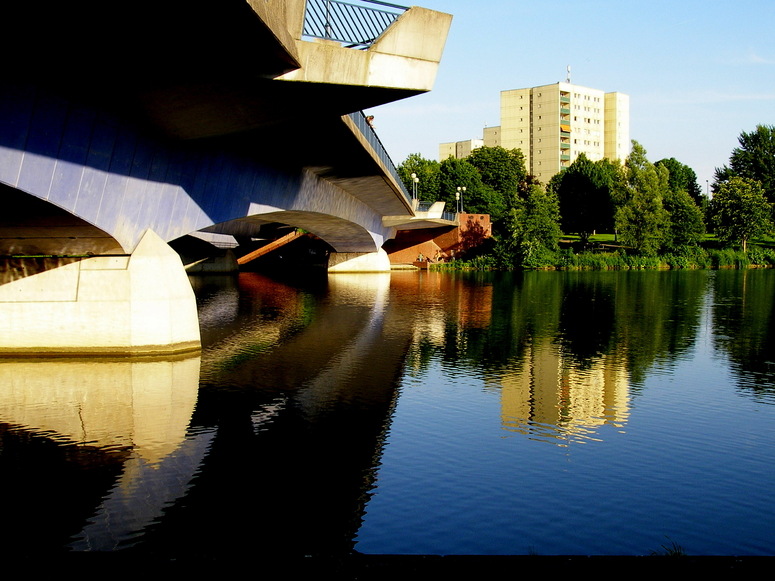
(384, 214, 491, 264)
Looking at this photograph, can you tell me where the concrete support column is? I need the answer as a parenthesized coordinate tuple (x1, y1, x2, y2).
(328, 249, 392, 273)
(0, 230, 200, 356)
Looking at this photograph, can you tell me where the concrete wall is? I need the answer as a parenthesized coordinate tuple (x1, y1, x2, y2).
(279, 7, 452, 93)
(385, 214, 492, 264)
(0, 230, 200, 355)
(0, 86, 391, 255)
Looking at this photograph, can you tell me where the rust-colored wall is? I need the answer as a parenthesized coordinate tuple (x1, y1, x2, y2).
(384, 213, 491, 264)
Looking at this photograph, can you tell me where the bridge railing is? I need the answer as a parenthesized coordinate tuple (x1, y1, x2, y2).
(347, 111, 412, 204)
(416, 201, 457, 222)
(303, 0, 408, 49)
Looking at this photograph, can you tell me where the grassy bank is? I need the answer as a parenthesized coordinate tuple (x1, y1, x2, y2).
(432, 235, 775, 271)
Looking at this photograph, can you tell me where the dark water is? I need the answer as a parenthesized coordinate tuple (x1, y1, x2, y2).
(1, 269, 774, 559)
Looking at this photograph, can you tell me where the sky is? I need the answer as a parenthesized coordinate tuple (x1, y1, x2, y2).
(364, 0, 775, 191)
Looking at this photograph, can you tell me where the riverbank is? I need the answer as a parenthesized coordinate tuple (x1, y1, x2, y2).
(432, 244, 775, 271)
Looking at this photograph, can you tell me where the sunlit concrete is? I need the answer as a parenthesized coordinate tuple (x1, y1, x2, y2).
(0, 230, 200, 355)
(328, 249, 392, 272)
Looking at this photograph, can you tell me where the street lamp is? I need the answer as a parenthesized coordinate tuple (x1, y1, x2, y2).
(456, 186, 466, 213)
(410, 172, 419, 201)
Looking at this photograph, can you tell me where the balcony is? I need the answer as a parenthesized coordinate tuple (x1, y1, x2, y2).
(303, 0, 408, 49)
(279, 2, 453, 98)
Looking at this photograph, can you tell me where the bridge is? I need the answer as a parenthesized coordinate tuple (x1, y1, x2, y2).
(0, 0, 452, 355)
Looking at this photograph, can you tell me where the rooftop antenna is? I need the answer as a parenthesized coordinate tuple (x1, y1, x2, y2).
(566, 65, 571, 84)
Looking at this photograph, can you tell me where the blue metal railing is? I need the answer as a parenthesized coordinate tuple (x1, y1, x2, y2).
(347, 111, 411, 204)
(348, 112, 458, 220)
(303, 0, 408, 49)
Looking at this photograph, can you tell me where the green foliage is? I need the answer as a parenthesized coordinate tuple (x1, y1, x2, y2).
(709, 176, 774, 252)
(715, 125, 775, 204)
(615, 142, 670, 255)
(746, 245, 775, 267)
(662, 188, 705, 250)
(551, 153, 617, 242)
(399, 147, 532, 222)
(499, 182, 561, 268)
(438, 156, 489, 214)
(466, 146, 526, 205)
(397, 153, 441, 202)
(656, 157, 705, 205)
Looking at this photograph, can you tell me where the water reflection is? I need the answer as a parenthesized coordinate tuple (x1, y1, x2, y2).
(357, 269, 775, 556)
(1, 269, 774, 558)
(0, 355, 201, 552)
(711, 270, 775, 399)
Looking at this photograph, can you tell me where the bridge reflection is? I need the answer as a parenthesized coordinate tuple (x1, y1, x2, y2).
(0, 272, 412, 559)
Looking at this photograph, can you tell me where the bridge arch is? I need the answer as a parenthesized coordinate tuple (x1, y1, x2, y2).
(202, 209, 381, 254)
(0, 183, 125, 259)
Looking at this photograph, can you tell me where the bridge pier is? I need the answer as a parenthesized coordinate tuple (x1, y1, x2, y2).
(328, 249, 392, 273)
(0, 230, 200, 356)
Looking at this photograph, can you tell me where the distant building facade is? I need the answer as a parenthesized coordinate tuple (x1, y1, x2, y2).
(439, 138, 484, 160)
(440, 82, 629, 183)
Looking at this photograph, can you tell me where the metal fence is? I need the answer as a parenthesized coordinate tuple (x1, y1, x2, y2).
(347, 114, 459, 221)
(347, 111, 411, 204)
(416, 201, 457, 222)
(303, 0, 408, 48)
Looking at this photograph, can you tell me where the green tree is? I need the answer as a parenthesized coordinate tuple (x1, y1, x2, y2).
(466, 146, 526, 205)
(615, 142, 670, 255)
(438, 157, 491, 215)
(709, 176, 773, 252)
(550, 153, 617, 243)
(398, 153, 440, 202)
(714, 125, 775, 204)
(500, 179, 561, 268)
(656, 157, 705, 206)
(663, 188, 706, 250)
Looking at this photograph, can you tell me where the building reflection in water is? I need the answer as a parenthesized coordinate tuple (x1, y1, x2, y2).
(497, 338, 630, 445)
(391, 271, 630, 446)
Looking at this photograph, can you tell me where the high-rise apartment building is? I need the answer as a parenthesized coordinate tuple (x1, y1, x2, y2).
(440, 82, 629, 183)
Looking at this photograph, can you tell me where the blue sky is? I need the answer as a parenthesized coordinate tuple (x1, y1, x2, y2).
(365, 0, 775, 190)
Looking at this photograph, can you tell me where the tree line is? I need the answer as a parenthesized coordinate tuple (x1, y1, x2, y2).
(397, 124, 775, 269)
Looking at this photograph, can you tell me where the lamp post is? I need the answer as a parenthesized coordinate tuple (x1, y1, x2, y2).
(411, 172, 419, 201)
(456, 186, 466, 213)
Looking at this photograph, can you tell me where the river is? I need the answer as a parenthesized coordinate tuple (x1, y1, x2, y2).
(1, 268, 774, 560)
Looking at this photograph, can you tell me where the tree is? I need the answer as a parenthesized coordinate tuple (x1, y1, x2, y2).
(662, 188, 705, 250)
(656, 157, 705, 206)
(466, 146, 526, 205)
(438, 157, 490, 215)
(709, 176, 773, 252)
(615, 142, 670, 255)
(398, 153, 440, 202)
(714, 125, 775, 204)
(500, 179, 561, 268)
(551, 153, 617, 243)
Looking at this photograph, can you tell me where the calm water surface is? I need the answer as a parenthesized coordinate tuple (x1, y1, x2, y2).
(1, 269, 774, 558)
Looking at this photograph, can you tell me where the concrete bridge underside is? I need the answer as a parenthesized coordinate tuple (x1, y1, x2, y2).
(0, 0, 452, 355)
